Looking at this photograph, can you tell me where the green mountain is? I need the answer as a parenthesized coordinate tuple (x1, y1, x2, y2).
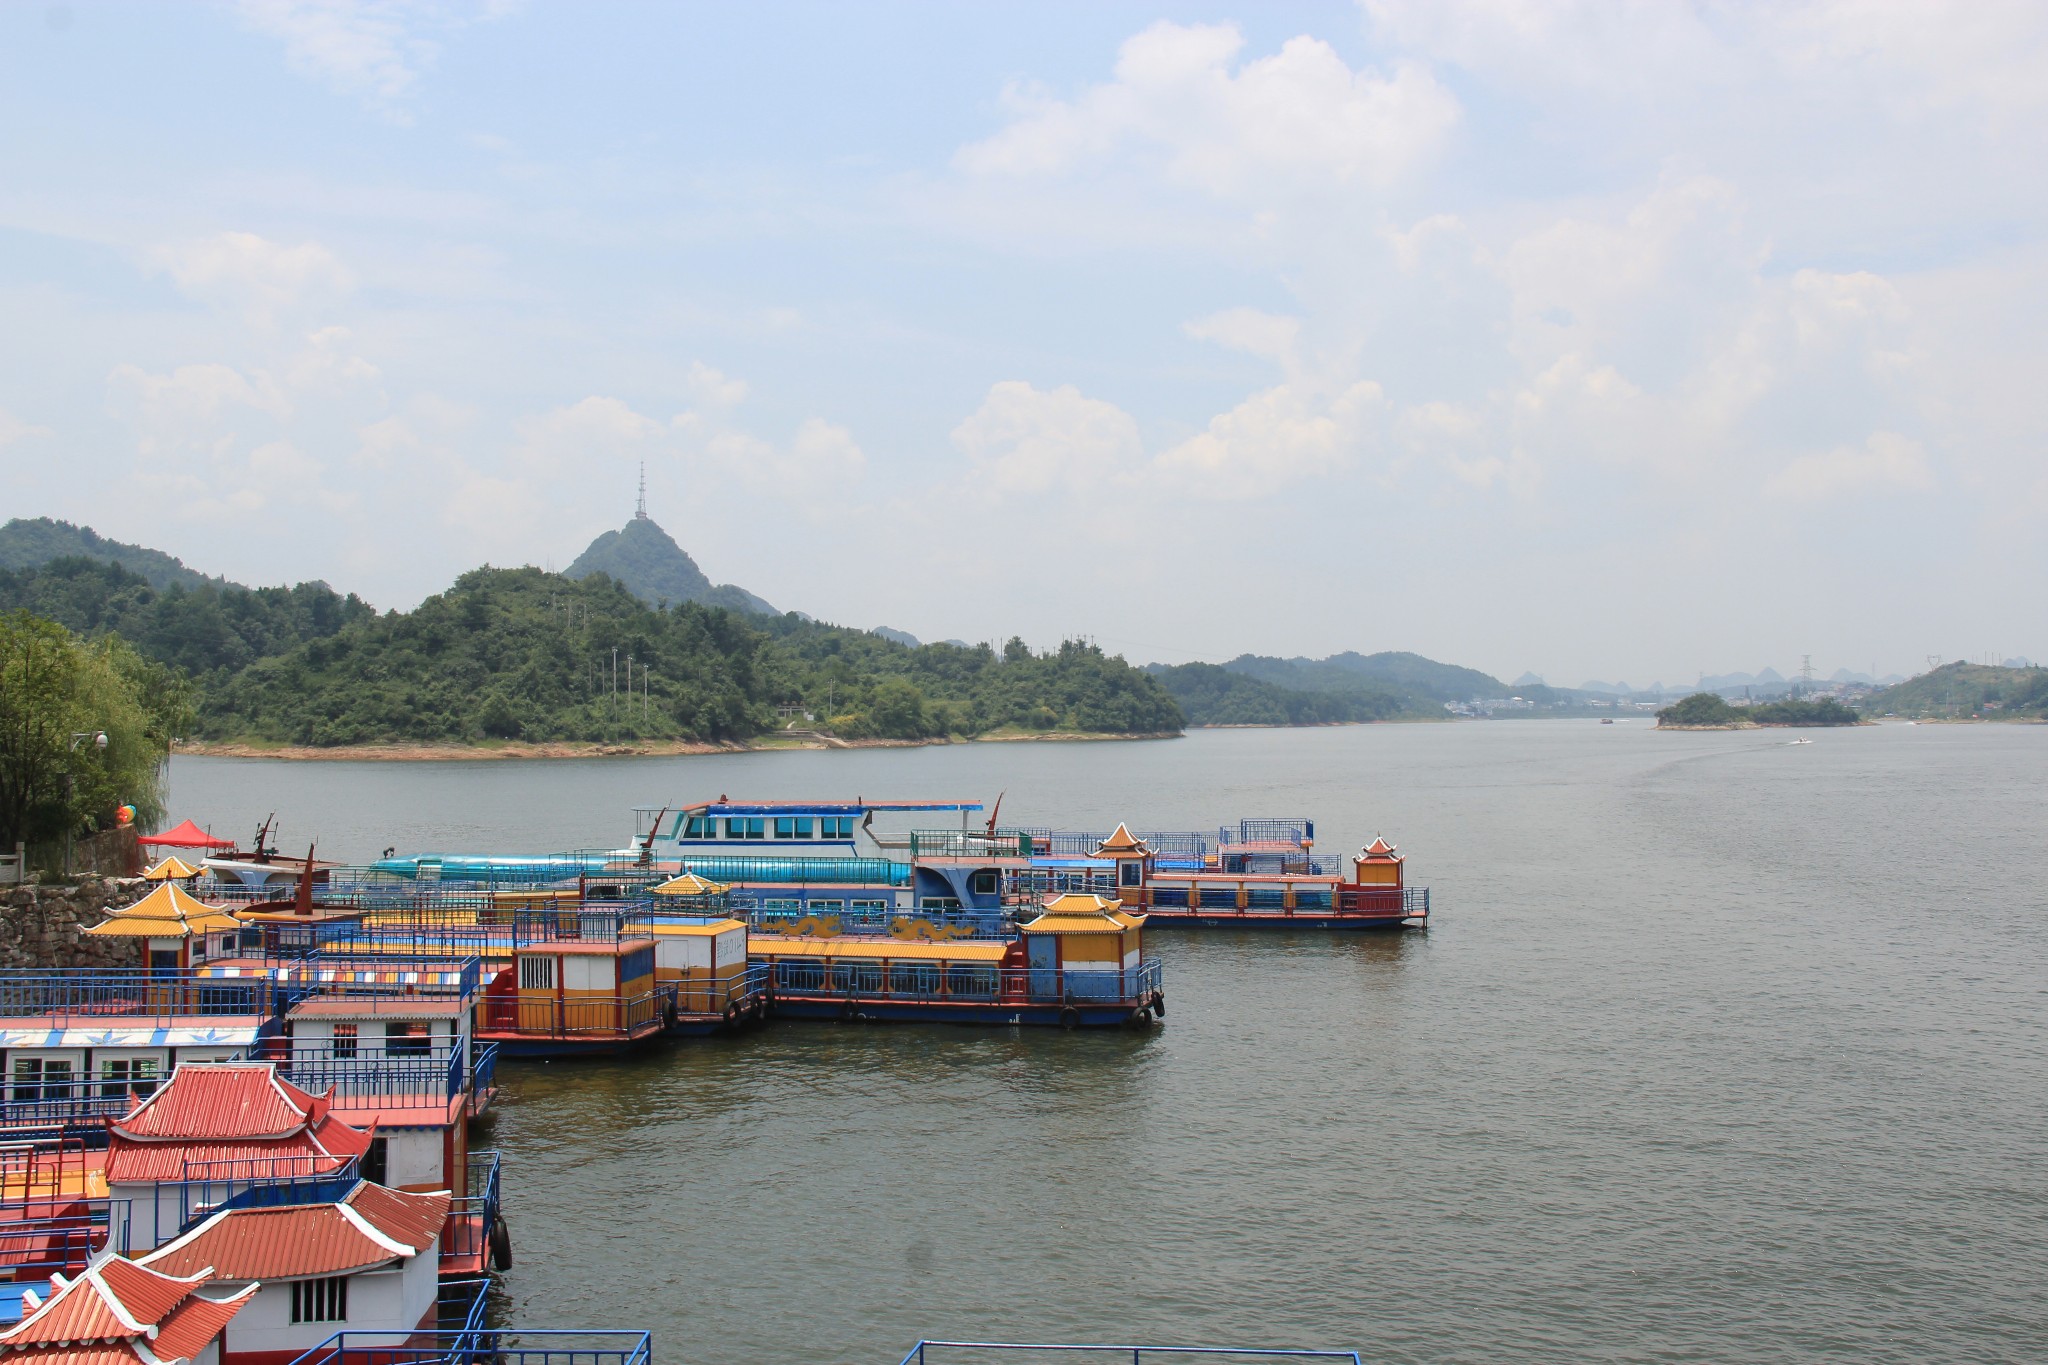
(1147, 662, 1410, 725)
(202, 568, 1181, 745)
(1223, 650, 1504, 702)
(0, 556, 374, 678)
(565, 516, 775, 615)
(1864, 662, 2048, 719)
(0, 517, 223, 591)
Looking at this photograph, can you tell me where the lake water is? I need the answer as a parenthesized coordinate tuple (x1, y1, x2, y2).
(168, 722, 2048, 1364)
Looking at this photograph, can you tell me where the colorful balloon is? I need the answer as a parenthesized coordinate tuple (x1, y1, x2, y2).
(116, 805, 136, 825)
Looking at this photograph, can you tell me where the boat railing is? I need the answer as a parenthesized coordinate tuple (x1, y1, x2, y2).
(746, 905, 1015, 941)
(766, 958, 1163, 1006)
(177, 1153, 361, 1232)
(1218, 817, 1314, 847)
(286, 1329, 652, 1365)
(472, 1041, 499, 1098)
(916, 829, 1213, 861)
(481, 988, 674, 1040)
(266, 1046, 470, 1106)
(664, 963, 771, 1016)
(0, 971, 269, 1023)
(899, 1345, 1360, 1365)
(442, 1150, 500, 1268)
(1333, 887, 1429, 917)
(0, 1135, 92, 1202)
(436, 1278, 491, 1336)
(0, 1198, 133, 1279)
(0, 1074, 192, 1133)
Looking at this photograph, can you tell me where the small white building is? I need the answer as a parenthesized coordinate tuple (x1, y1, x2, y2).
(137, 1181, 450, 1365)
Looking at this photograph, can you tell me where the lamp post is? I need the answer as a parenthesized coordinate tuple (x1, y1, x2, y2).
(63, 730, 108, 878)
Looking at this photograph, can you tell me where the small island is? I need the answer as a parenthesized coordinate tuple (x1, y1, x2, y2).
(1657, 692, 1865, 730)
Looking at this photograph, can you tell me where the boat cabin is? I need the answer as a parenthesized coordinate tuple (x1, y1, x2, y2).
(479, 939, 662, 1055)
(1019, 894, 1147, 1000)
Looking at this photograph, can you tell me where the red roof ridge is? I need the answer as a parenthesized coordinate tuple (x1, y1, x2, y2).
(137, 1183, 450, 1282)
(112, 1064, 347, 1145)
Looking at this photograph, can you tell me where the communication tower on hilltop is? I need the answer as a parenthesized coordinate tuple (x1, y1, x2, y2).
(635, 461, 649, 520)
(1800, 654, 1815, 684)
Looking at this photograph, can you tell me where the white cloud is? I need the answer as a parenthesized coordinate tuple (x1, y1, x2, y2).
(956, 21, 1458, 197)
(149, 232, 353, 327)
(1767, 431, 1934, 500)
(1156, 379, 1385, 498)
(106, 362, 291, 456)
(682, 361, 749, 408)
(0, 408, 52, 449)
(236, 0, 433, 111)
(950, 381, 1143, 495)
(513, 395, 664, 474)
(1184, 308, 1301, 366)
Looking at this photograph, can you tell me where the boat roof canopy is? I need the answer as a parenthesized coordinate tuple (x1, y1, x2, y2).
(657, 799, 984, 817)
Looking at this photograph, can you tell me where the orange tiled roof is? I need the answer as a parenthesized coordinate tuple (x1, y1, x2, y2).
(139, 1183, 450, 1282)
(113, 1065, 328, 1141)
(0, 1252, 253, 1365)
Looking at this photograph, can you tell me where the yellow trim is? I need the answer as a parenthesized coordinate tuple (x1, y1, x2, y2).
(748, 935, 1008, 963)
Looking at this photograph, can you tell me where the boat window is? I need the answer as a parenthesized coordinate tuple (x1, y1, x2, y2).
(1119, 861, 1143, 888)
(683, 816, 713, 839)
(794, 818, 813, 838)
(291, 1277, 349, 1325)
(806, 900, 844, 914)
(386, 1022, 432, 1057)
(850, 899, 889, 915)
(332, 1023, 358, 1058)
(920, 897, 962, 911)
(520, 956, 557, 991)
(10, 1056, 74, 1103)
(724, 817, 766, 840)
(98, 1057, 161, 1100)
(820, 816, 854, 840)
(361, 1136, 388, 1187)
(970, 870, 999, 897)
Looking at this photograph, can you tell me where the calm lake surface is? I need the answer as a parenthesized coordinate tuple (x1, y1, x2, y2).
(169, 722, 2048, 1364)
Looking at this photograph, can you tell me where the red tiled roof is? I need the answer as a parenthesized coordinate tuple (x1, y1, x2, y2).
(150, 1291, 255, 1360)
(104, 1113, 372, 1186)
(113, 1065, 328, 1141)
(139, 1183, 450, 1282)
(0, 1252, 252, 1365)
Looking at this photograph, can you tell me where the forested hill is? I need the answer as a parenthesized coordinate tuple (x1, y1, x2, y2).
(1863, 662, 2048, 720)
(0, 517, 224, 591)
(565, 516, 776, 615)
(200, 568, 1182, 745)
(1148, 649, 1506, 724)
(0, 557, 374, 676)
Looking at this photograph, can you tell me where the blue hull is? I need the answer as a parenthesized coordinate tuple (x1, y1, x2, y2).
(1143, 912, 1422, 930)
(769, 997, 1156, 1028)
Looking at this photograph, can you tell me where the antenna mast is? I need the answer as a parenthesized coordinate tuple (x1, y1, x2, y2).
(635, 461, 648, 520)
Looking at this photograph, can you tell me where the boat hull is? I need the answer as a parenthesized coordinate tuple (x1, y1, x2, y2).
(1142, 911, 1423, 930)
(768, 996, 1158, 1028)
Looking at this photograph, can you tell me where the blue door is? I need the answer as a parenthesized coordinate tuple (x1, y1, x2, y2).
(1026, 934, 1060, 1000)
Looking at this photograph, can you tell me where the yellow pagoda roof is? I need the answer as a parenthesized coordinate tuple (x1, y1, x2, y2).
(142, 856, 203, 880)
(652, 873, 732, 897)
(1094, 823, 1147, 854)
(87, 881, 242, 937)
(1023, 892, 1146, 933)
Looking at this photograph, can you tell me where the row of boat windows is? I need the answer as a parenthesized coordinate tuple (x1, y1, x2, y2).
(754, 898, 964, 915)
(9, 1055, 160, 1102)
(682, 816, 858, 840)
(1147, 887, 1332, 908)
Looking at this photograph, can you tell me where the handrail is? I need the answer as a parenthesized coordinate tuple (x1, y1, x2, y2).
(178, 1153, 360, 1231)
(766, 958, 1163, 1006)
(286, 1329, 653, 1365)
(0, 972, 268, 1022)
(900, 1343, 1362, 1365)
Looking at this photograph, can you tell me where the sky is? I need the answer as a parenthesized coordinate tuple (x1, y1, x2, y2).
(2, 1, 2045, 686)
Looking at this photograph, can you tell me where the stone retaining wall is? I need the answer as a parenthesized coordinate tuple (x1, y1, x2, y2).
(0, 877, 145, 970)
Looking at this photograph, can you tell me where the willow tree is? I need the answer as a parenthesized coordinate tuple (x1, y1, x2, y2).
(0, 611, 171, 855)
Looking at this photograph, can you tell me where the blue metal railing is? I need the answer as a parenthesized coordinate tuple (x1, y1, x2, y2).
(178, 1153, 360, 1231)
(269, 1047, 468, 1107)
(471, 1042, 499, 1099)
(0, 1077, 166, 1131)
(0, 972, 268, 1022)
(765, 958, 1163, 1006)
(286, 1329, 652, 1365)
(437, 1279, 490, 1336)
(443, 1150, 500, 1268)
(899, 1346, 1360, 1365)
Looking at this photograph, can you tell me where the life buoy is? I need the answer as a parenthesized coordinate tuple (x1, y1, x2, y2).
(489, 1216, 513, 1270)
(1059, 1006, 1080, 1030)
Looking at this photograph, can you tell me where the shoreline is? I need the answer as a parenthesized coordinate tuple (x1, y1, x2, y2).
(176, 730, 1183, 762)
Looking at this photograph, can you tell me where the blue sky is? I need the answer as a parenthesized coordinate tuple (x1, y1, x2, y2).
(3, 1, 2044, 685)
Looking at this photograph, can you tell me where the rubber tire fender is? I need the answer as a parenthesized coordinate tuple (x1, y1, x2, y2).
(1151, 994, 1165, 1018)
(489, 1216, 513, 1271)
(662, 999, 679, 1030)
(1059, 1006, 1080, 1030)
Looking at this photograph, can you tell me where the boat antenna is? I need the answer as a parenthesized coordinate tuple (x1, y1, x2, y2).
(295, 843, 316, 916)
(985, 791, 1005, 837)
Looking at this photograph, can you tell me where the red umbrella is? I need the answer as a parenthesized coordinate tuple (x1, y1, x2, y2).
(136, 818, 237, 850)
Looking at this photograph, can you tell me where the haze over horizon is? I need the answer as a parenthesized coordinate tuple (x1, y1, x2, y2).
(4, 3, 2044, 685)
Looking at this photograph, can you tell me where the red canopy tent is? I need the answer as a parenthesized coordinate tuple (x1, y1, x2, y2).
(136, 819, 237, 850)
